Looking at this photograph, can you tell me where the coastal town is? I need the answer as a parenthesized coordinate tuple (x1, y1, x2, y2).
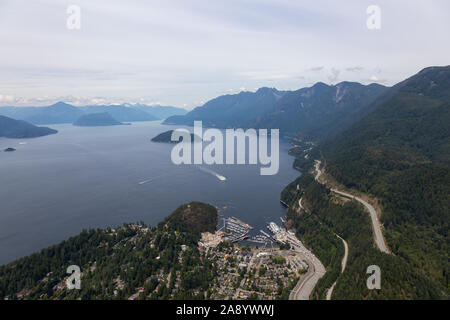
(202, 244, 303, 300)
(1, 209, 326, 301)
(198, 217, 324, 300)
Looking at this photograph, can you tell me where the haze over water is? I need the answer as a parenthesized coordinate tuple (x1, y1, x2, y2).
(0, 121, 298, 265)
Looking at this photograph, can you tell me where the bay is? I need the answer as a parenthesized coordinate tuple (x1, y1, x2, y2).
(0, 121, 298, 265)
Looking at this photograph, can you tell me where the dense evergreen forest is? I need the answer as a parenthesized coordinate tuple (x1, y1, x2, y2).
(321, 66, 449, 291)
(0, 202, 218, 300)
(282, 165, 446, 299)
(280, 66, 449, 299)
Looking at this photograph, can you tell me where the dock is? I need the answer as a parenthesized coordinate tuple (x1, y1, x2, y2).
(222, 217, 253, 243)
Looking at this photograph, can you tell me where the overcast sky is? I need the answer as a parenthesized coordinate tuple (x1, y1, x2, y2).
(0, 0, 448, 108)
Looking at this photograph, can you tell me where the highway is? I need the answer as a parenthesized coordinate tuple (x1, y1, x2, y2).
(314, 160, 390, 254)
(331, 189, 389, 254)
(288, 235, 326, 300)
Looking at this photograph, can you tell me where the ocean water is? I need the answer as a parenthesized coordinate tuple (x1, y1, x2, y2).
(0, 121, 299, 265)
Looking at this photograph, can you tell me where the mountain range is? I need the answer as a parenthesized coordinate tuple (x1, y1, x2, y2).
(165, 87, 287, 128)
(164, 82, 388, 139)
(0, 103, 187, 125)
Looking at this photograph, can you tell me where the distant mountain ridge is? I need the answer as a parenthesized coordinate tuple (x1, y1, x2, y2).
(133, 104, 188, 119)
(165, 87, 287, 128)
(0, 115, 57, 138)
(0, 103, 187, 125)
(253, 81, 388, 139)
(164, 82, 388, 139)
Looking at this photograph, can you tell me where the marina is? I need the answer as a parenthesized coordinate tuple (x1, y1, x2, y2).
(224, 216, 289, 246)
(206, 216, 290, 247)
(222, 217, 252, 243)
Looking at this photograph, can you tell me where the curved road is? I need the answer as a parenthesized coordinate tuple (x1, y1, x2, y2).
(298, 197, 305, 211)
(336, 234, 348, 274)
(331, 189, 389, 254)
(288, 175, 326, 300)
(288, 240, 326, 300)
(314, 160, 390, 254)
(326, 234, 348, 300)
(289, 260, 315, 300)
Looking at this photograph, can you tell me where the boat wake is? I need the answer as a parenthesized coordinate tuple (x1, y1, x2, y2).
(196, 166, 227, 181)
(138, 173, 172, 185)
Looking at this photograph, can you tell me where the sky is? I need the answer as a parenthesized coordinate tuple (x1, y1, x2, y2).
(0, 0, 449, 109)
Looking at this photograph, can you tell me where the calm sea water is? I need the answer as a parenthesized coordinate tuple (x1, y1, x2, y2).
(0, 121, 298, 265)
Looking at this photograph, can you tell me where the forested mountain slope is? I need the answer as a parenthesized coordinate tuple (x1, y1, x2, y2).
(321, 66, 450, 289)
(252, 82, 387, 139)
(0, 202, 218, 300)
(164, 87, 286, 128)
(165, 82, 387, 140)
(0, 115, 57, 138)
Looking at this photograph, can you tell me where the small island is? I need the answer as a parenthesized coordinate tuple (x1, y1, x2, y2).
(151, 130, 201, 143)
(4, 147, 16, 152)
(73, 112, 124, 127)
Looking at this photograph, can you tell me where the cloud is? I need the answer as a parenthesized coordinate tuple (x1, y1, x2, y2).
(0, 95, 167, 107)
(238, 71, 300, 81)
(0, 0, 449, 106)
(327, 68, 341, 84)
(0, 94, 15, 103)
(308, 66, 324, 72)
(367, 75, 388, 84)
(346, 66, 364, 72)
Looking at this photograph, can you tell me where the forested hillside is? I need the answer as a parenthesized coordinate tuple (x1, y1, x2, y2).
(321, 66, 450, 291)
(0, 115, 57, 138)
(0, 202, 218, 300)
(281, 167, 446, 299)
